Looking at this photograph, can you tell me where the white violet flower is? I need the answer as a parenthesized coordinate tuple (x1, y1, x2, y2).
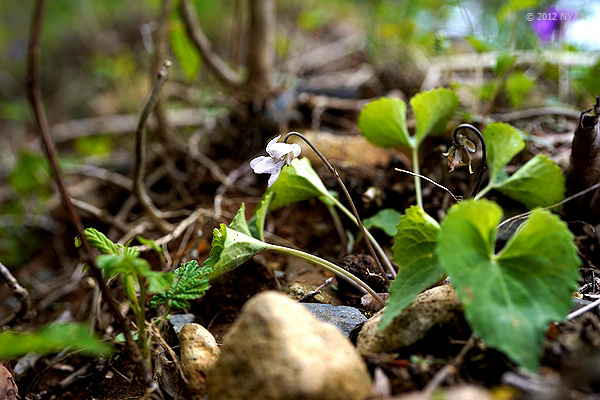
(250, 135, 301, 187)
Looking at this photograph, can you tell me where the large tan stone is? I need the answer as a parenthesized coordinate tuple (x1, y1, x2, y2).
(208, 291, 372, 400)
(357, 285, 463, 355)
(179, 323, 220, 397)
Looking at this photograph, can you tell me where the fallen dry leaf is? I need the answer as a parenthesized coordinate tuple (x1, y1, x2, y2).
(0, 364, 19, 400)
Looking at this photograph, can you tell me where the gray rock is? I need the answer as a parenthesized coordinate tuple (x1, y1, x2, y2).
(357, 285, 462, 354)
(302, 303, 367, 337)
(169, 313, 195, 334)
(208, 291, 372, 400)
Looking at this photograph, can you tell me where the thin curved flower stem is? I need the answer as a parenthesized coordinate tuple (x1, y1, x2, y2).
(283, 132, 390, 285)
(327, 196, 396, 279)
(269, 244, 386, 307)
(452, 124, 487, 198)
(133, 60, 174, 233)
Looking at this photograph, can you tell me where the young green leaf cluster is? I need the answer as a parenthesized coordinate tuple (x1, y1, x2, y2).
(78, 228, 173, 359)
(357, 88, 459, 207)
(358, 88, 459, 148)
(355, 92, 575, 371)
(150, 260, 211, 309)
(77, 227, 138, 258)
(79, 228, 172, 294)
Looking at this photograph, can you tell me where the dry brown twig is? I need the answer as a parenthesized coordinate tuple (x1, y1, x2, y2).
(180, 0, 242, 89)
(133, 60, 174, 233)
(150, 0, 184, 158)
(131, 207, 208, 252)
(421, 334, 477, 398)
(26, 0, 156, 391)
(180, 0, 275, 101)
(51, 108, 212, 142)
(0, 261, 31, 325)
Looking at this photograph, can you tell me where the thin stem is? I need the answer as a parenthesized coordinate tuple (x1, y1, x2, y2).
(325, 203, 348, 258)
(133, 60, 174, 233)
(452, 124, 487, 198)
(497, 181, 600, 230)
(395, 168, 461, 203)
(422, 334, 477, 397)
(283, 132, 390, 285)
(26, 0, 154, 390)
(269, 244, 386, 307)
(298, 277, 334, 302)
(412, 145, 423, 208)
(328, 196, 396, 279)
(473, 184, 492, 200)
(137, 276, 149, 361)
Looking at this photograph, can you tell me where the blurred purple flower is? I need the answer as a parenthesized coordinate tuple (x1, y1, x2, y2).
(531, 6, 572, 42)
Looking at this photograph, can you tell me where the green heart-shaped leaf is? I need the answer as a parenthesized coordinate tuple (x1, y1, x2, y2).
(358, 98, 411, 148)
(363, 208, 403, 236)
(493, 154, 565, 209)
(437, 200, 580, 372)
(483, 122, 525, 182)
(380, 206, 444, 330)
(410, 88, 459, 144)
(267, 158, 330, 210)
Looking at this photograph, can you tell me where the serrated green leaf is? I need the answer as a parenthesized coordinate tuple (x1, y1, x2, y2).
(483, 122, 525, 182)
(80, 228, 120, 255)
(0, 323, 112, 359)
(248, 191, 274, 241)
(80, 228, 138, 258)
(437, 200, 580, 372)
(494, 154, 565, 209)
(229, 203, 252, 236)
(267, 158, 330, 211)
(169, 17, 201, 81)
(380, 206, 443, 330)
(358, 98, 411, 148)
(204, 224, 269, 282)
(410, 88, 459, 144)
(150, 260, 210, 309)
(363, 208, 403, 236)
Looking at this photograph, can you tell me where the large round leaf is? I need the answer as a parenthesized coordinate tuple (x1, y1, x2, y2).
(358, 98, 411, 148)
(437, 200, 580, 372)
